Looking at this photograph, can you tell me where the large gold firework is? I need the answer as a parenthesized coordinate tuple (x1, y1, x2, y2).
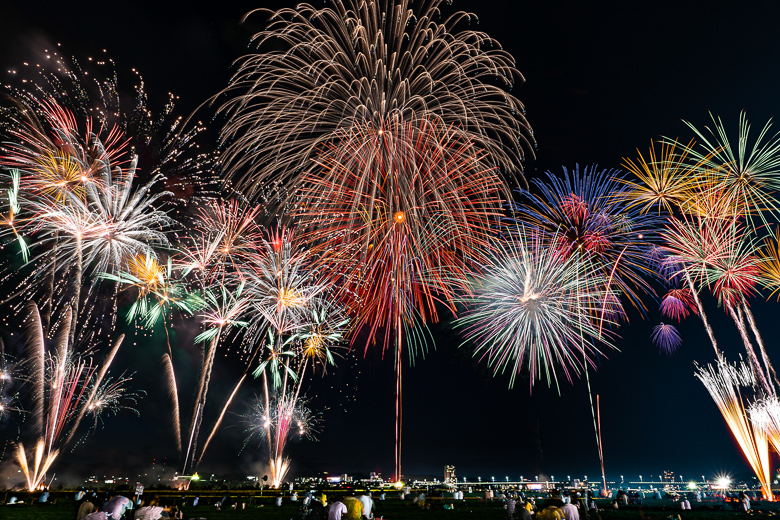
(217, 0, 534, 199)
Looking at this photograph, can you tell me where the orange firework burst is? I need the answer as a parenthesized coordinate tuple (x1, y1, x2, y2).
(2, 98, 129, 202)
(622, 139, 699, 215)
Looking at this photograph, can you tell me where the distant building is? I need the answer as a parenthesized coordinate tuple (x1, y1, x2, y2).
(444, 465, 456, 484)
(370, 472, 382, 482)
(663, 471, 675, 483)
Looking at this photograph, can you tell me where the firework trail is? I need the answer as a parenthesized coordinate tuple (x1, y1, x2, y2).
(182, 282, 250, 474)
(298, 116, 501, 479)
(696, 358, 773, 500)
(662, 207, 773, 388)
(217, 0, 534, 199)
(14, 302, 136, 491)
(457, 225, 618, 392)
(104, 251, 201, 457)
(238, 233, 347, 487)
(219, 0, 534, 481)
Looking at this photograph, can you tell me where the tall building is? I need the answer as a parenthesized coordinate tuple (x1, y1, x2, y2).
(663, 470, 675, 483)
(444, 465, 456, 484)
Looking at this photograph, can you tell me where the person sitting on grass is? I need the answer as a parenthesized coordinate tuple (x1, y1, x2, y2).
(82, 502, 108, 520)
(344, 496, 364, 519)
(537, 499, 565, 520)
(77, 496, 97, 520)
(134, 499, 165, 520)
(328, 499, 348, 520)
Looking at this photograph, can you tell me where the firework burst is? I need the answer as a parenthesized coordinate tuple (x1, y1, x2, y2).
(622, 139, 699, 214)
(457, 226, 618, 392)
(650, 323, 682, 355)
(243, 394, 320, 487)
(659, 288, 698, 321)
(672, 112, 780, 226)
(218, 0, 534, 198)
(300, 116, 501, 355)
(514, 165, 660, 315)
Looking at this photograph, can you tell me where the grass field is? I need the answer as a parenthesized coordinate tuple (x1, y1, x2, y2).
(0, 498, 776, 520)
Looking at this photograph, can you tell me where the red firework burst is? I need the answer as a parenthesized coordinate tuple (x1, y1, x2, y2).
(660, 288, 698, 321)
(297, 115, 506, 355)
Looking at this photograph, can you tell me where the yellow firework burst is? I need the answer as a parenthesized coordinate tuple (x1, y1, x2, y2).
(621, 139, 698, 214)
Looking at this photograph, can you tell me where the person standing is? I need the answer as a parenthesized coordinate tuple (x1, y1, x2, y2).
(740, 491, 750, 512)
(506, 496, 517, 518)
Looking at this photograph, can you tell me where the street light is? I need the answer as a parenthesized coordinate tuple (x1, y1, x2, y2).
(621, 475, 624, 484)
(491, 476, 495, 483)
(639, 475, 643, 482)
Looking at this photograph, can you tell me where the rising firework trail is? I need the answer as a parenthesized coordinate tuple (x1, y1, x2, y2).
(14, 302, 136, 491)
(696, 358, 773, 501)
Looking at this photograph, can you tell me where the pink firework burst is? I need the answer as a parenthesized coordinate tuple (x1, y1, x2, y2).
(660, 288, 698, 321)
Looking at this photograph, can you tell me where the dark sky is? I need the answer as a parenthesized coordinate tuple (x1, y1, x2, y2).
(1, 0, 780, 485)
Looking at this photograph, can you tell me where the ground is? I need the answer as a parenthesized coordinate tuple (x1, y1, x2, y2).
(1, 496, 778, 520)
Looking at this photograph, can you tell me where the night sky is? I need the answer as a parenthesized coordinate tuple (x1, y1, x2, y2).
(1, 0, 780, 484)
